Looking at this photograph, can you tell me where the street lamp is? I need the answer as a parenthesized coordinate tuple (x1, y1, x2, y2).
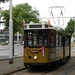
(73, 17, 75, 41)
(72, 17, 75, 55)
(0, 7, 2, 26)
(9, 0, 13, 64)
(74, 18, 75, 42)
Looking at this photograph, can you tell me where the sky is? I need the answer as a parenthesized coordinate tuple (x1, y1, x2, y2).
(0, 0, 75, 29)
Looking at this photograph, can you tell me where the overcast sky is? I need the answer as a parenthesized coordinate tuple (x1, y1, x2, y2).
(0, 0, 75, 29)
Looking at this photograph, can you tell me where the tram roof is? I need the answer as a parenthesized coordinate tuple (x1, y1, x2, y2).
(24, 21, 64, 32)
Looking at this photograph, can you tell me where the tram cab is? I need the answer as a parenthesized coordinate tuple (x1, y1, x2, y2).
(23, 22, 71, 68)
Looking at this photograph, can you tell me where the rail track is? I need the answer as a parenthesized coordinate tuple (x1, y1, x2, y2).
(4, 68, 27, 75)
(4, 58, 75, 75)
(63, 64, 75, 75)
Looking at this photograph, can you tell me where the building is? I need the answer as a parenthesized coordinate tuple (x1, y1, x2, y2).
(0, 29, 9, 42)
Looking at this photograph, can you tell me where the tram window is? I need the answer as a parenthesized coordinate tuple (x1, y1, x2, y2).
(33, 33, 37, 46)
(56, 34, 58, 46)
(37, 31, 43, 46)
(38, 36, 43, 44)
(28, 32, 32, 39)
(28, 32, 33, 46)
(44, 33, 48, 46)
(44, 39, 47, 46)
(28, 40, 32, 46)
(27, 30, 48, 47)
(58, 35, 61, 46)
(65, 37, 69, 46)
(50, 30, 56, 47)
(24, 33, 27, 46)
(56, 34, 62, 46)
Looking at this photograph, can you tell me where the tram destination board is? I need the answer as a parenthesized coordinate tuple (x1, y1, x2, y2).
(29, 25, 42, 28)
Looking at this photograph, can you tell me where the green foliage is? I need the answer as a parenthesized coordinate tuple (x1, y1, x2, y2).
(65, 19, 74, 36)
(2, 3, 40, 34)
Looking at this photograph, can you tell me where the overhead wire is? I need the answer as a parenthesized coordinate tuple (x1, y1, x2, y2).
(61, 0, 74, 10)
(40, 0, 74, 27)
(61, 0, 75, 27)
(50, 0, 64, 27)
(53, 0, 58, 6)
(50, 0, 74, 27)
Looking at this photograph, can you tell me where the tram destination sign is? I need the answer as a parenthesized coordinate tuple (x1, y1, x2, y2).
(29, 25, 42, 28)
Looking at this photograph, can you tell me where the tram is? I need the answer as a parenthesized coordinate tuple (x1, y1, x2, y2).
(23, 22, 71, 68)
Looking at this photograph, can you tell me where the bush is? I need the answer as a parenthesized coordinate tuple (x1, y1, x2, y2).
(1, 42, 8, 45)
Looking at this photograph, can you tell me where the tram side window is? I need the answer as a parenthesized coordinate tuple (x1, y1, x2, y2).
(50, 30, 56, 47)
(28, 32, 32, 46)
(58, 35, 61, 46)
(56, 34, 62, 46)
(56, 34, 58, 46)
(44, 33, 48, 46)
(65, 37, 69, 46)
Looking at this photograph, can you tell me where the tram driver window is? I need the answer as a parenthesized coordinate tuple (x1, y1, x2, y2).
(38, 36, 43, 46)
(44, 33, 48, 46)
(28, 32, 32, 46)
(33, 33, 37, 46)
(37, 31, 43, 46)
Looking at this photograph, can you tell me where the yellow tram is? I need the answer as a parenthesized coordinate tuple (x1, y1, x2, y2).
(23, 22, 71, 68)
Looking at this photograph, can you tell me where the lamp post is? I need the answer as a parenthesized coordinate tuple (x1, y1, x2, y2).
(73, 18, 75, 41)
(9, 0, 13, 64)
(0, 2, 1, 26)
(0, 8, 1, 27)
(72, 17, 75, 56)
(74, 18, 75, 42)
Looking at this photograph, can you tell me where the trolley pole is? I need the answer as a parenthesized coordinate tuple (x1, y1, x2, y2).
(9, 0, 13, 64)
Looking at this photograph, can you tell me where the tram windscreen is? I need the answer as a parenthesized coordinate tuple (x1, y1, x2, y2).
(24, 30, 48, 47)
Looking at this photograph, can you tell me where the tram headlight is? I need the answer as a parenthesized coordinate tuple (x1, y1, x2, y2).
(34, 55, 37, 60)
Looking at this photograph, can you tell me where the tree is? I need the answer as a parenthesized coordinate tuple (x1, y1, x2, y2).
(65, 19, 74, 36)
(0, 0, 9, 3)
(2, 3, 40, 33)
